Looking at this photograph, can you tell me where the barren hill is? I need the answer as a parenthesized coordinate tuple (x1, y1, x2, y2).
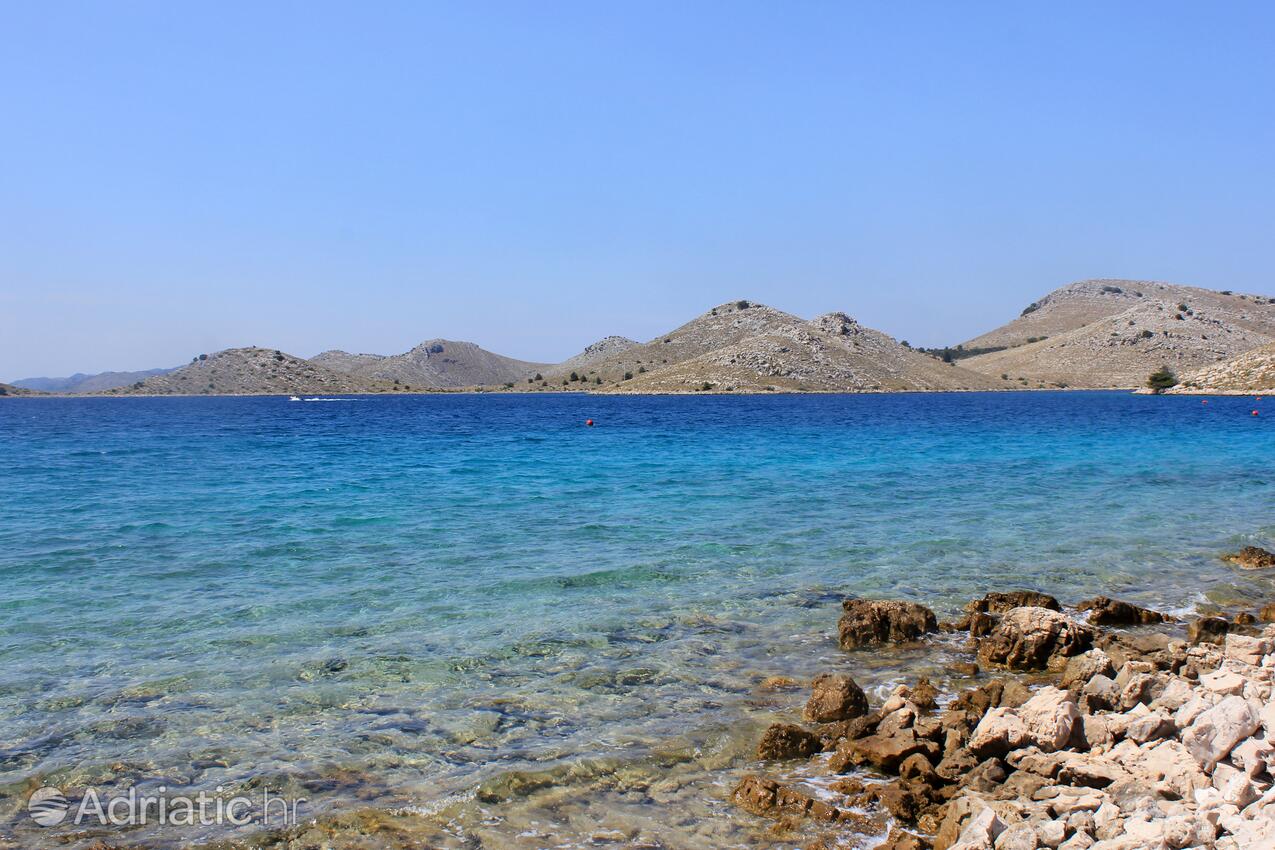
(1167, 342, 1275, 394)
(959, 280, 1275, 388)
(555, 336, 639, 373)
(961, 279, 1275, 351)
(309, 350, 387, 373)
(106, 347, 404, 395)
(320, 340, 547, 388)
(0, 382, 42, 396)
(543, 301, 1005, 393)
(608, 308, 1004, 392)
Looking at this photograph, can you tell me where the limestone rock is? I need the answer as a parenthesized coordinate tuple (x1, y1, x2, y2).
(839, 599, 938, 650)
(979, 607, 1096, 671)
(1181, 695, 1260, 769)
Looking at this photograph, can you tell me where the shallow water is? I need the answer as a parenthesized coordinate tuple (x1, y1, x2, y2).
(0, 392, 1272, 847)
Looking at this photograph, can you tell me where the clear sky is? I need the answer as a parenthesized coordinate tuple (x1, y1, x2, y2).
(2, 1, 1273, 380)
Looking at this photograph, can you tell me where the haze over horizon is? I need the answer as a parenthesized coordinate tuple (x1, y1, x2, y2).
(3, 2, 1273, 381)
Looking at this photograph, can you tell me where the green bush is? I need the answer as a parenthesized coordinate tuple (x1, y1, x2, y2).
(1146, 367, 1177, 392)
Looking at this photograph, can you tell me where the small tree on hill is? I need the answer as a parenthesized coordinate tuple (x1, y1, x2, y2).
(1147, 367, 1177, 393)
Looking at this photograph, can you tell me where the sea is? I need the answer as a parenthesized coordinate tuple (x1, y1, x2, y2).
(0, 391, 1271, 848)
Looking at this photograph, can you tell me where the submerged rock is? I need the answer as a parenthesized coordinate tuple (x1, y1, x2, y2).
(838, 599, 938, 650)
(1223, 546, 1275, 569)
(731, 773, 879, 828)
(1076, 596, 1170, 626)
(978, 607, 1095, 671)
(804, 672, 869, 723)
(1187, 616, 1232, 645)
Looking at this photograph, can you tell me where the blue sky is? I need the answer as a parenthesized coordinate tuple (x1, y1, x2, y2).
(2, 1, 1273, 379)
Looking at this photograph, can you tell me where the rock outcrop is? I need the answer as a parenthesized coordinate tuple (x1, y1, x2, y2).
(977, 607, 1096, 671)
(839, 599, 939, 650)
(1077, 596, 1171, 626)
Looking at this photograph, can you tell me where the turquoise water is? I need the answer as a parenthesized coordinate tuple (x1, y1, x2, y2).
(0, 392, 1272, 847)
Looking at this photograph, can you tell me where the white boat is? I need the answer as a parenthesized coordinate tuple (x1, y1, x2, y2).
(289, 396, 301, 402)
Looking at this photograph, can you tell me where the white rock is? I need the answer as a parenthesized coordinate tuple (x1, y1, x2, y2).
(1175, 694, 1214, 729)
(1201, 669, 1248, 695)
(953, 805, 1007, 849)
(1231, 736, 1275, 777)
(1125, 710, 1175, 744)
(970, 707, 1031, 755)
(1019, 687, 1081, 752)
(1036, 818, 1066, 848)
(1057, 834, 1094, 850)
(1092, 801, 1122, 840)
(1225, 633, 1271, 666)
(1182, 694, 1260, 769)
(1151, 677, 1195, 712)
(994, 822, 1039, 850)
(1261, 700, 1275, 744)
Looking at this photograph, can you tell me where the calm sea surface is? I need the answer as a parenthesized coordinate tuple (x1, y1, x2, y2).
(0, 392, 1272, 847)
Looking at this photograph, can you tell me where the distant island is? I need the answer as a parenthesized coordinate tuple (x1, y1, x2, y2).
(7, 279, 1275, 398)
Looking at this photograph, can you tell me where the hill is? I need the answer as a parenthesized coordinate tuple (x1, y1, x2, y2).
(106, 347, 405, 395)
(613, 308, 1003, 392)
(13, 367, 176, 393)
(554, 336, 639, 373)
(959, 280, 1275, 388)
(0, 382, 42, 396)
(1167, 342, 1275, 394)
(541, 300, 1005, 393)
(316, 340, 547, 388)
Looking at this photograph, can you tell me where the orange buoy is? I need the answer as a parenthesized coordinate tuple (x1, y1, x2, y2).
(1202, 400, 1208, 404)
(586, 419, 594, 427)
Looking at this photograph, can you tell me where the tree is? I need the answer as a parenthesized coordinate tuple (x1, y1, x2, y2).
(1147, 367, 1177, 393)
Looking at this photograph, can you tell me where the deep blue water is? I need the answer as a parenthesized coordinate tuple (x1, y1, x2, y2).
(0, 391, 1272, 846)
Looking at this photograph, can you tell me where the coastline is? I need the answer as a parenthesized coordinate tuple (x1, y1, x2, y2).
(180, 551, 1275, 850)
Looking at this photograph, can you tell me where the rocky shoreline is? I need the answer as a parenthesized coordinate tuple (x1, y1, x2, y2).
(729, 547, 1275, 850)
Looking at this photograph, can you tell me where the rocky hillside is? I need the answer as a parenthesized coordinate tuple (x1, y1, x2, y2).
(0, 382, 42, 396)
(309, 350, 387, 373)
(13, 367, 175, 393)
(554, 336, 639, 373)
(554, 301, 1006, 393)
(1168, 342, 1275, 394)
(106, 347, 404, 395)
(960, 281, 1275, 388)
(317, 340, 547, 388)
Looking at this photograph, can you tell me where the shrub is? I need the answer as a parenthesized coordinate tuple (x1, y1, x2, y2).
(1146, 367, 1177, 392)
(428, 344, 444, 354)
(1139, 329, 1155, 339)
(1101, 285, 1123, 294)
(623, 371, 633, 380)
(533, 373, 543, 381)
(1020, 302, 1039, 316)
(736, 300, 750, 310)
(570, 371, 579, 382)
(503, 382, 514, 389)
(700, 382, 713, 391)
(637, 366, 647, 373)
(198, 353, 208, 361)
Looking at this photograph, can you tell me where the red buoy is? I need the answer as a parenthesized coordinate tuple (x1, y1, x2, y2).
(586, 419, 594, 427)
(1253, 410, 1260, 417)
